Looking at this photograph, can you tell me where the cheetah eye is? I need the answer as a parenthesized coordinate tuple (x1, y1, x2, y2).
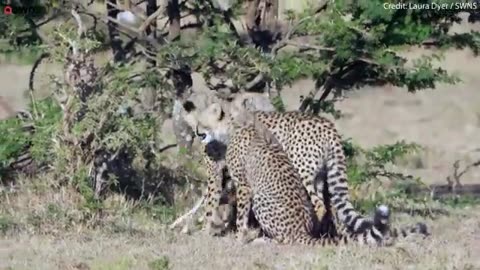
(183, 101, 196, 112)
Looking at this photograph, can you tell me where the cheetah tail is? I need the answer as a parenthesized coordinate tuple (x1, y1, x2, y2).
(389, 222, 430, 239)
(325, 141, 387, 241)
(370, 206, 430, 245)
(372, 205, 430, 238)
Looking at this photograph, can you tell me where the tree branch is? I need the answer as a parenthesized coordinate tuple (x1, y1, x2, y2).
(29, 52, 51, 93)
(314, 0, 329, 14)
(138, 3, 167, 34)
(245, 73, 265, 90)
(271, 15, 313, 55)
(284, 41, 335, 52)
(108, 0, 147, 20)
(71, 8, 85, 38)
(298, 60, 367, 113)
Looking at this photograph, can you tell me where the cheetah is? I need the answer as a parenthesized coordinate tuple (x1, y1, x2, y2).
(228, 115, 342, 245)
(180, 92, 429, 243)
(227, 108, 426, 246)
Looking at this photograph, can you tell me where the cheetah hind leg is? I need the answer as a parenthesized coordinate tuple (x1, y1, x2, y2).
(315, 180, 341, 238)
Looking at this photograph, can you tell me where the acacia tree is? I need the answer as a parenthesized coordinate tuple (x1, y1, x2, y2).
(163, 0, 479, 102)
(18, 0, 479, 152)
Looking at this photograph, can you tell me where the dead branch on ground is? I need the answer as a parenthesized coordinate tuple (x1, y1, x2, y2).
(446, 149, 480, 195)
(169, 196, 205, 230)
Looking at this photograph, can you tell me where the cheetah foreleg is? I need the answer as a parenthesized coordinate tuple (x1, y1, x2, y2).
(235, 182, 254, 244)
(203, 158, 228, 235)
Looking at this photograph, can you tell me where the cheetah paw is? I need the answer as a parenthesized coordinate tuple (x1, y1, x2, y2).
(251, 237, 276, 245)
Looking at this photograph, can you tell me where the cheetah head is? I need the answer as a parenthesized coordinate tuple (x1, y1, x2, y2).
(179, 91, 275, 144)
(180, 91, 230, 144)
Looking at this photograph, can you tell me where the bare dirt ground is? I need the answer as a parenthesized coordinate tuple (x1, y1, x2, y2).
(2, 18, 480, 270)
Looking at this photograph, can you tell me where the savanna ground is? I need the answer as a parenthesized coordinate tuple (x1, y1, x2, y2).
(1, 14, 480, 270)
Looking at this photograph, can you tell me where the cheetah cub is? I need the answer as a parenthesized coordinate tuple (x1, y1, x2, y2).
(227, 115, 338, 245)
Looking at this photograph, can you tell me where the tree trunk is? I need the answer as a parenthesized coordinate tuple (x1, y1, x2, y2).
(245, 0, 260, 30)
(261, 0, 278, 30)
(145, 0, 158, 67)
(167, 0, 181, 41)
(146, 0, 158, 37)
(106, 0, 124, 62)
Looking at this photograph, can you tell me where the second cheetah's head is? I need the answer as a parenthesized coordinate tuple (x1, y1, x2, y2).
(179, 91, 275, 144)
(180, 92, 230, 144)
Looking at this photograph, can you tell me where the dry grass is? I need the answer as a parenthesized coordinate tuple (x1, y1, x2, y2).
(0, 211, 479, 269)
(0, 176, 479, 270)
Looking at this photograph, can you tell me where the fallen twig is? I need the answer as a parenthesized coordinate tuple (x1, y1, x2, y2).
(169, 196, 205, 229)
(409, 183, 480, 199)
(284, 41, 335, 52)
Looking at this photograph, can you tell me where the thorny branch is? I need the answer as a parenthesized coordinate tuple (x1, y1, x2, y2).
(239, 0, 376, 105)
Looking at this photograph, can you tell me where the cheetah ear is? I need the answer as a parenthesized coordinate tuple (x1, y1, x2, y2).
(207, 102, 224, 121)
(254, 119, 280, 147)
(240, 96, 258, 112)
